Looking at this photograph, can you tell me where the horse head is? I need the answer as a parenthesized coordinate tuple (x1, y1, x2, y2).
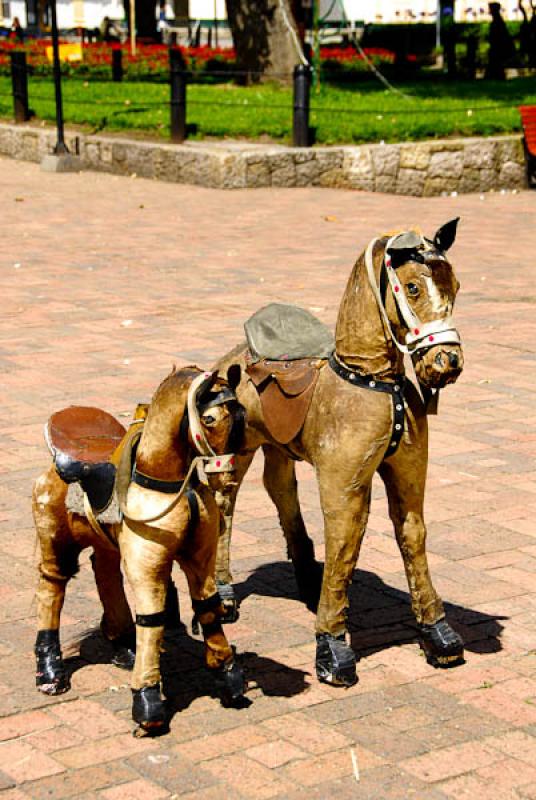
(186, 365, 245, 491)
(376, 218, 464, 390)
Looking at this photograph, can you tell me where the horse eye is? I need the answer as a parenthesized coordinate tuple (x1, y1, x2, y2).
(407, 282, 419, 297)
(202, 415, 216, 425)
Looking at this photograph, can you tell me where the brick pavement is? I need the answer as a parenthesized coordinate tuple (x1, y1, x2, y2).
(0, 156, 535, 799)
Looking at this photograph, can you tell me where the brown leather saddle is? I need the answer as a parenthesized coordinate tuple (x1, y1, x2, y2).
(47, 406, 126, 464)
(246, 357, 324, 444)
(243, 302, 334, 446)
(45, 406, 144, 513)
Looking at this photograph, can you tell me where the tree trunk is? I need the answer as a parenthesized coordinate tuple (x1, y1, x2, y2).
(225, 0, 302, 83)
(124, 0, 158, 41)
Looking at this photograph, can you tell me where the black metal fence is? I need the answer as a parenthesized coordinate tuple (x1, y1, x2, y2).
(6, 48, 315, 147)
(2, 48, 525, 148)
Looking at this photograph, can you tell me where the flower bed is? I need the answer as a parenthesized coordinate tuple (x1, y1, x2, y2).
(0, 40, 236, 79)
(0, 39, 401, 81)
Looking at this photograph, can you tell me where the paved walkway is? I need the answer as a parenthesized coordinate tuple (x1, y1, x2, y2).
(1, 157, 535, 800)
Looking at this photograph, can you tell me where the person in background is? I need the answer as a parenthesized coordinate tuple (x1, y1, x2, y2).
(100, 16, 121, 43)
(157, 1, 170, 42)
(10, 17, 24, 42)
(486, 2, 516, 77)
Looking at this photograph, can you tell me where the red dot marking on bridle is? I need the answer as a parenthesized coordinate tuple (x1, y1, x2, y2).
(429, 335, 435, 342)
(394, 285, 400, 293)
(414, 328, 420, 335)
(216, 460, 221, 467)
(230, 457, 235, 466)
(195, 433, 201, 441)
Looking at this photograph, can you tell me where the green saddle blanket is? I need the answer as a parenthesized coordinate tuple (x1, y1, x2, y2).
(245, 303, 334, 362)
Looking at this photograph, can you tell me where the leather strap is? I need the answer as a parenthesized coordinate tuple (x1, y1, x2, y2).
(192, 593, 222, 614)
(188, 372, 218, 457)
(136, 611, 166, 627)
(133, 469, 184, 494)
(83, 491, 118, 549)
(198, 388, 237, 415)
(328, 353, 405, 454)
(329, 352, 404, 396)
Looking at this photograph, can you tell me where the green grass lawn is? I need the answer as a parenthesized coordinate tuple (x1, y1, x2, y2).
(0, 74, 534, 144)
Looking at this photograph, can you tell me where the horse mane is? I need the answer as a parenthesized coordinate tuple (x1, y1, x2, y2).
(149, 365, 201, 409)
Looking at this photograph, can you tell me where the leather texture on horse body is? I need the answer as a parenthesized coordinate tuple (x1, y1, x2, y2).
(246, 357, 322, 444)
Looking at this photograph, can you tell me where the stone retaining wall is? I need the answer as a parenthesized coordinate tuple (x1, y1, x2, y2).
(0, 121, 528, 195)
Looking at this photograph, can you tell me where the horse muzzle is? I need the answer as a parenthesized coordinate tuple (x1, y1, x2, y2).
(413, 344, 464, 390)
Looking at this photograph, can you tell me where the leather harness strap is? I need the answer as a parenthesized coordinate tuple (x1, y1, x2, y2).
(136, 611, 166, 627)
(328, 352, 406, 455)
(131, 468, 200, 536)
(132, 469, 184, 494)
(82, 491, 119, 549)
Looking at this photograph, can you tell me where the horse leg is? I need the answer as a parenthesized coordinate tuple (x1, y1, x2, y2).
(378, 385, 464, 667)
(121, 523, 172, 732)
(314, 480, 373, 687)
(262, 444, 322, 612)
(33, 468, 79, 695)
(180, 495, 245, 706)
(90, 545, 135, 670)
(215, 450, 255, 622)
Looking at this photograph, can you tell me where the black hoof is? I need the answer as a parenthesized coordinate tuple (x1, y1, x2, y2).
(35, 630, 70, 695)
(316, 633, 357, 687)
(132, 684, 167, 732)
(217, 660, 247, 707)
(419, 619, 465, 668)
(294, 560, 323, 613)
(110, 630, 136, 671)
(216, 582, 240, 624)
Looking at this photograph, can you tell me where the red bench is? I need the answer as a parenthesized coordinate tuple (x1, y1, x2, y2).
(519, 105, 536, 187)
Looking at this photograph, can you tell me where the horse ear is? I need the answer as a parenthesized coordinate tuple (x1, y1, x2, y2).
(227, 364, 241, 390)
(433, 218, 459, 252)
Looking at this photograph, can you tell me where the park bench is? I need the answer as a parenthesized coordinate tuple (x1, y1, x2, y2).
(519, 105, 536, 187)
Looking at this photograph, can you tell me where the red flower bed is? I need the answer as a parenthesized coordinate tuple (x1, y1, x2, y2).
(0, 39, 237, 77)
(0, 39, 409, 78)
(320, 45, 397, 63)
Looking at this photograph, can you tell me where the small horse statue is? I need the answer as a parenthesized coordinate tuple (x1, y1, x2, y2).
(213, 219, 465, 687)
(33, 364, 246, 732)
(119, 366, 245, 731)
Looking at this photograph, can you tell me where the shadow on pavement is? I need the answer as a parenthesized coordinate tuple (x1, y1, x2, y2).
(232, 560, 508, 659)
(61, 557, 506, 734)
(65, 607, 310, 723)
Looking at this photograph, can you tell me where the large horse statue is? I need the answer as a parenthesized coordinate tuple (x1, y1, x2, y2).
(33, 365, 246, 732)
(213, 220, 465, 687)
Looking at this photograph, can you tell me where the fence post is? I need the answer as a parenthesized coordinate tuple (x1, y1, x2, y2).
(10, 51, 30, 123)
(112, 48, 123, 82)
(169, 47, 187, 143)
(293, 64, 311, 147)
